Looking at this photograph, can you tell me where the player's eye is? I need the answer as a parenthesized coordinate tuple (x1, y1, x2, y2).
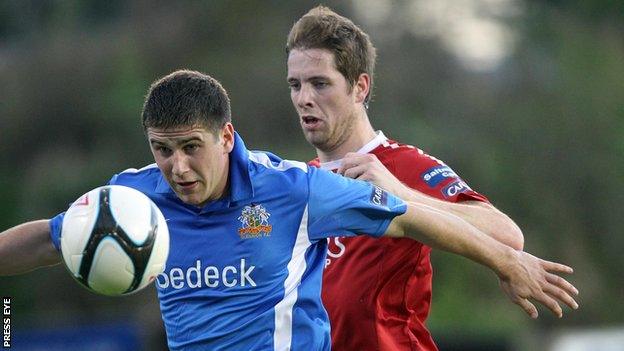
(157, 146, 172, 157)
(288, 81, 300, 91)
(184, 144, 199, 153)
(313, 81, 328, 89)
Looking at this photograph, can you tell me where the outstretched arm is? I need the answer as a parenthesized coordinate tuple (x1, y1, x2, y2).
(385, 203, 578, 319)
(0, 220, 61, 275)
(338, 152, 524, 249)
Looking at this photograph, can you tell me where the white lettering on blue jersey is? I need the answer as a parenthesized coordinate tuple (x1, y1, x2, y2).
(156, 259, 256, 289)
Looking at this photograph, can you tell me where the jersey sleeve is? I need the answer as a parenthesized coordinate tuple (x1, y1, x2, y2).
(392, 149, 489, 204)
(48, 174, 119, 251)
(306, 167, 407, 241)
(48, 212, 65, 251)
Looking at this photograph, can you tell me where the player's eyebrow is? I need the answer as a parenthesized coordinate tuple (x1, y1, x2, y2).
(308, 75, 328, 81)
(149, 136, 203, 146)
(287, 75, 329, 83)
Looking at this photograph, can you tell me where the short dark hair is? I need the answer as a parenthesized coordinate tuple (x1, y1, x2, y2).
(142, 70, 231, 134)
(286, 6, 377, 105)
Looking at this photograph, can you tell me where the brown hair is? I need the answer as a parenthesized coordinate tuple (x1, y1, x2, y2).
(142, 70, 231, 134)
(286, 6, 377, 105)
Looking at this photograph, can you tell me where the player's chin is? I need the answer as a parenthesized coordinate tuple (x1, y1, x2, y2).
(175, 192, 205, 207)
(302, 131, 327, 147)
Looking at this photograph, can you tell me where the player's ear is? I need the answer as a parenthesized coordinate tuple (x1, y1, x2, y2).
(354, 73, 370, 105)
(220, 122, 235, 153)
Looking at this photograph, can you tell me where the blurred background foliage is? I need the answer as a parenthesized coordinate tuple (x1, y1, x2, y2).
(0, 0, 622, 350)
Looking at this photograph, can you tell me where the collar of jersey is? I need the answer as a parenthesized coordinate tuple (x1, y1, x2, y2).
(155, 131, 254, 208)
(319, 130, 388, 171)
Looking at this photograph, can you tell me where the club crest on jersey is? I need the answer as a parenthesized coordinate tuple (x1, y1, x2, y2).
(441, 180, 472, 198)
(238, 204, 272, 239)
(421, 166, 458, 187)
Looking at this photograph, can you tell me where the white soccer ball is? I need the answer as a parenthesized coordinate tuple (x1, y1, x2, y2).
(60, 185, 170, 296)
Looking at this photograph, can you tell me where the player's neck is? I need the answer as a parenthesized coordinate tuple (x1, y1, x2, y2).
(214, 158, 230, 200)
(199, 157, 230, 206)
(317, 118, 376, 163)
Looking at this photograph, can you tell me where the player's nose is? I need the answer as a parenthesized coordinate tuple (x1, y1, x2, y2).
(296, 84, 314, 109)
(171, 151, 190, 177)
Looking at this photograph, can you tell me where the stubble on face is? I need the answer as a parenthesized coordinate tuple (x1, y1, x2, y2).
(287, 48, 360, 157)
(308, 109, 357, 155)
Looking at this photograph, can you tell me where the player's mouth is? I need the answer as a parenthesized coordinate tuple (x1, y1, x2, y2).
(301, 115, 322, 129)
(176, 181, 198, 191)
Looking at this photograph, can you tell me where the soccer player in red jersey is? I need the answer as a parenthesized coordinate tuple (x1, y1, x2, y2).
(286, 6, 574, 351)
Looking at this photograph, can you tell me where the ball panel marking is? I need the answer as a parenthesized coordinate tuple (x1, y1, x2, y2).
(88, 237, 134, 295)
(109, 187, 153, 246)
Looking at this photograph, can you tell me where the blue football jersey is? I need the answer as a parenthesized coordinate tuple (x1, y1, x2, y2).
(49, 132, 406, 351)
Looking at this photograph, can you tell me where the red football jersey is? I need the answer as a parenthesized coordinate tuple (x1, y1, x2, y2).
(311, 132, 489, 351)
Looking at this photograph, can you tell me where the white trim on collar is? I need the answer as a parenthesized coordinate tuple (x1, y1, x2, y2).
(319, 131, 388, 171)
(357, 130, 388, 154)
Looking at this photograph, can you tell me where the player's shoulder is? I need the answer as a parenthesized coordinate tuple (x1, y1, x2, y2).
(109, 164, 162, 190)
(373, 138, 446, 168)
(372, 138, 459, 187)
(247, 150, 312, 202)
(248, 150, 308, 175)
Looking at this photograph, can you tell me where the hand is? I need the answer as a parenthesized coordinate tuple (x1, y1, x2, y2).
(337, 153, 405, 195)
(498, 250, 579, 318)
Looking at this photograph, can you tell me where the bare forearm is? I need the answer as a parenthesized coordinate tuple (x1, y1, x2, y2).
(396, 184, 524, 249)
(387, 203, 514, 275)
(386, 203, 579, 318)
(0, 220, 60, 275)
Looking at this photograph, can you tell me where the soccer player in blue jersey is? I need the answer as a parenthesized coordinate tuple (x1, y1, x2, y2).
(0, 70, 578, 350)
